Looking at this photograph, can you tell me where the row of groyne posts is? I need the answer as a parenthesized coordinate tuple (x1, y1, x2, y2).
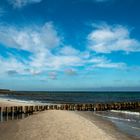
(0, 102, 140, 122)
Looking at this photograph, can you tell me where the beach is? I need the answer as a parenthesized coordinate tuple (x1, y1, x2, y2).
(0, 100, 137, 140)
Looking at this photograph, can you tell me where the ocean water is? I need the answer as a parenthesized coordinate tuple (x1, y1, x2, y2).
(0, 91, 140, 104)
(0, 91, 140, 139)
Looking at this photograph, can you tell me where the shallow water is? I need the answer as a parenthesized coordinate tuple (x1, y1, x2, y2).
(95, 110, 140, 139)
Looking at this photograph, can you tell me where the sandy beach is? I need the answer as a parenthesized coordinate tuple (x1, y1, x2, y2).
(0, 110, 116, 140)
(0, 100, 137, 140)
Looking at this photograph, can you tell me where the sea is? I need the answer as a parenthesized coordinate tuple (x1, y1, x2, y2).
(0, 91, 140, 139)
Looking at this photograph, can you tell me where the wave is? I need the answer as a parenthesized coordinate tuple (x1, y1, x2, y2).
(0, 97, 50, 105)
(110, 110, 140, 116)
(95, 113, 137, 122)
(131, 126, 140, 130)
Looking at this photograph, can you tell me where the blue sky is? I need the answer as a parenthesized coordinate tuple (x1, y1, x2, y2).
(0, 0, 140, 91)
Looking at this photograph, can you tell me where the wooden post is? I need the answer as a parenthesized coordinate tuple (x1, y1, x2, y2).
(0, 107, 2, 122)
(24, 106, 29, 114)
(29, 106, 33, 114)
(35, 106, 39, 112)
(3, 107, 7, 116)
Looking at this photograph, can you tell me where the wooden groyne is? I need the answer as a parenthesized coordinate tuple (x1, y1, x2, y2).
(0, 102, 140, 113)
(0, 102, 140, 122)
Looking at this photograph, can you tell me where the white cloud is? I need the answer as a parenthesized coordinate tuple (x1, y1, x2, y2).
(59, 45, 80, 56)
(0, 22, 129, 77)
(92, 62, 126, 69)
(0, 56, 27, 75)
(46, 55, 84, 69)
(0, 22, 61, 53)
(0, 22, 62, 74)
(8, 0, 42, 8)
(0, 22, 85, 73)
(87, 56, 126, 69)
(88, 23, 140, 53)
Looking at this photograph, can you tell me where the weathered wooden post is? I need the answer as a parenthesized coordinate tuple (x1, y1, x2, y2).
(73, 104, 76, 110)
(57, 105, 60, 110)
(29, 106, 34, 114)
(24, 106, 29, 114)
(14, 106, 18, 115)
(64, 104, 67, 110)
(54, 105, 57, 110)
(91, 104, 95, 111)
(2, 107, 7, 116)
(8, 107, 13, 116)
(45, 105, 49, 110)
(85, 104, 88, 111)
(0, 107, 1, 114)
(95, 104, 99, 111)
(50, 105, 53, 110)
(81, 104, 85, 111)
(18, 106, 23, 114)
(138, 102, 140, 107)
(79, 104, 83, 111)
(86, 104, 90, 111)
(0, 107, 2, 122)
(74, 104, 77, 110)
(76, 104, 79, 111)
(134, 102, 139, 109)
(101, 104, 105, 111)
(39, 106, 42, 111)
(104, 104, 108, 110)
(35, 106, 39, 112)
(70, 104, 73, 110)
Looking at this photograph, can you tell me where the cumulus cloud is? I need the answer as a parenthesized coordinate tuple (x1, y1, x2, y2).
(88, 23, 140, 53)
(0, 22, 61, 53)
(59, 46, 80, 56)
(8, 0, 42, 8)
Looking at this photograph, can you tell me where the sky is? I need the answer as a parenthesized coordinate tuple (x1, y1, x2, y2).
(0, 0, 140, 91)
